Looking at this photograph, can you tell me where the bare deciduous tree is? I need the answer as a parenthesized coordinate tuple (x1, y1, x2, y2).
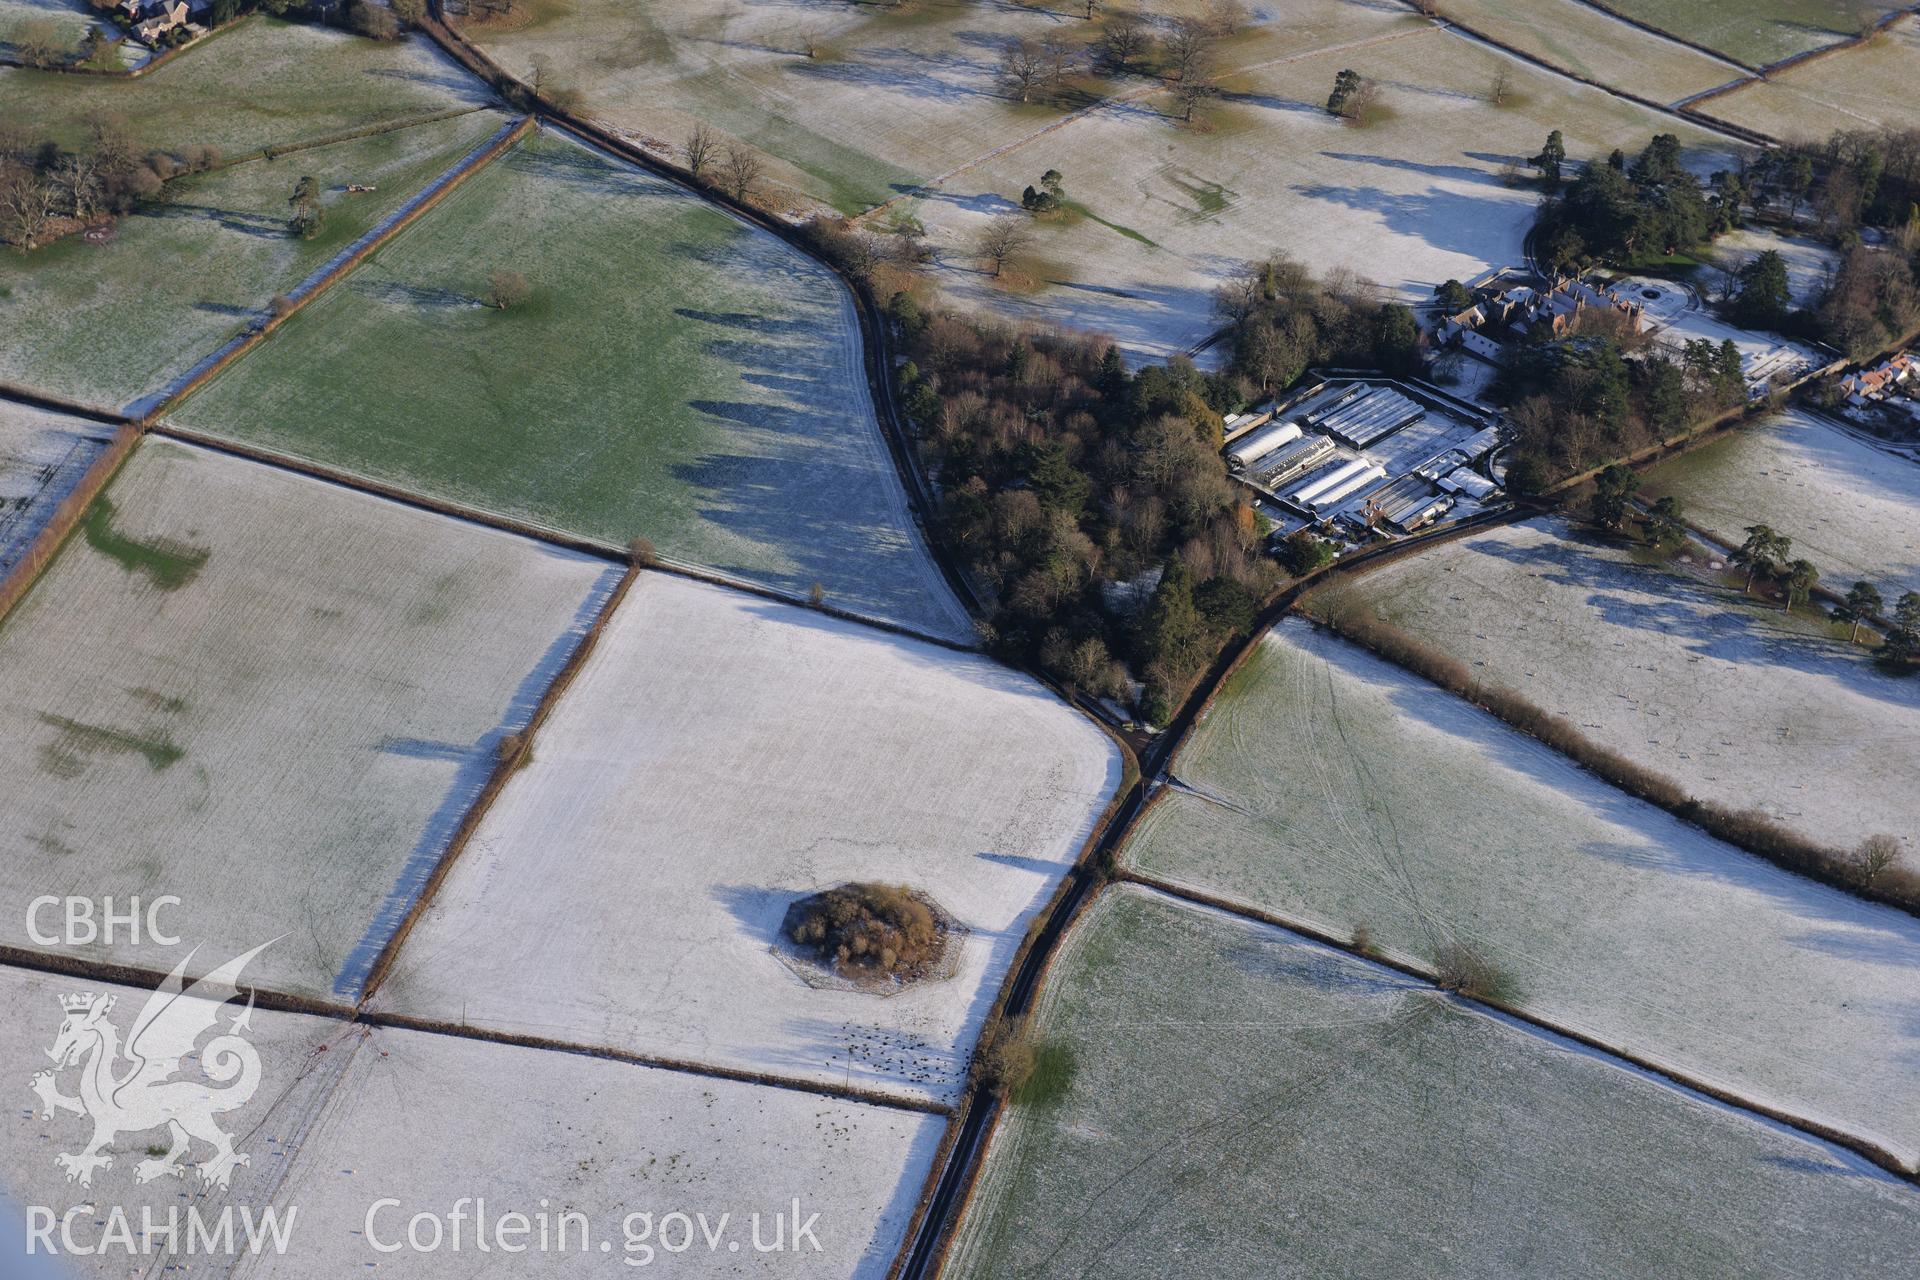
(1488, 64, 1512, 106)
(1000, 36, 1048, 102)
(1041, 31, 1080, 86)
(54, 153, 101, 222)
(13, 17, 62, 67)
(1207, 0, 1249, 35)
(1212, 262, 1263, 326)
(977, 213, 1032, 278)
(1164, 18, 1213, 81)
(682, 123, 718, 180)
(719, 145, 763, 204)
(1171, 60, 1219, 120)
(1856, 834, 1901, 889)
(485, 267, 532, 309)
(1099, 11, 1149, 73)
(0, 166, 56, 249)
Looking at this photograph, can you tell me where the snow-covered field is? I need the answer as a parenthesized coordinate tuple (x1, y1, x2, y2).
(1697, 16, 1920, 139)
(1433, 0, 1741, 104)
(0, 18, 495, 155)
(918, 17, 1742, 358)
(0, 962, 362, 1276)
(1600, 0, 1906, 66)
(1126, 617, 1920, 1169)
(1346, 516, 1920, 855)
(1706, 227, 1840, 308)
(245, 1025, 943, 1278)
(462, 0, 1736, 360)
(0, 959, 939, 1278)
(0, 401, 112, 578)
(0, 439, 622, 1001)
(376, 571, 1120, 1105)
(1642, 406, 1920, 593)
(947, 885, 1920, 1279)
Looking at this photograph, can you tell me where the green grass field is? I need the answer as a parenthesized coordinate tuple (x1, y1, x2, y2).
(1598, 0, 1903, 66)
(174, 126, 972, 641)
(0, 0, 123, 66)
(945, 885, 1920, 1279)
(0, 110, 506, 411)
(1123, 617, 1920, 1170)
(0, 17, 493, 156)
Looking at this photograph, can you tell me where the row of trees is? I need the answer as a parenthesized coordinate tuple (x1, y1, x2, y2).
(998, 4, 1247, 121)
(1498, 330, 1750, 493)
(1595, 471, 1920, 664)
(0, 113, 217, 250)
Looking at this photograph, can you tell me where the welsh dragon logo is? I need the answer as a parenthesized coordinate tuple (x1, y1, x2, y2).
(31, 941, 273, 1189)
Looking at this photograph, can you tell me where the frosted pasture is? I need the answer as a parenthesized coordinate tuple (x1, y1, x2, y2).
(0, 439, 622, 1001)
(1642, 406, 1920, 592)
(177, 128, 975, 644)
(1706, 228, 1840, 308)
(0, 400, 111, 577)
(0, 111, 508, 412)
(462, 0, 1736, 358)
(945, 885, 1920, 1280)
(377, 571, 1120, 1106)
(1347, 516, 1920, 854)
(0, 963, 360, 1277)
(246, 1026, 942, 1278)
(1423, 0, 1741, 104)
(1126, 617, 1920, 1169)
(917, 16, 1741, 358)
(1698, 16, 1920, 139)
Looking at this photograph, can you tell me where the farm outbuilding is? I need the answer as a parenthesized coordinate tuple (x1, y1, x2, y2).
(1441, 467, 1499, 501)
(1228, 421, 1303, 472)
(1251, 434, 1337, 489)
(1289, 457, 1374, 508)
(1307, 385, 1425, 450)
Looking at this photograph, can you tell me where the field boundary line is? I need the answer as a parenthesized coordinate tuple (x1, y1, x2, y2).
(0, 947, 949, 1115)
(416, 10, 987, 634)
(1117, 873, 1920, 1182)
(146, 422, 980, 650)
(1750, 4, 1920, 78)
(1407, 10, 1777, 147)
(138, 112, 533, 421)
(1683, 8, 1920, 120)
(0, 944, 360, 1020)
(0, 422, 140, 628)
(0, 381, 131, 427)
(350, 562, 639, 1004)
(1569, 0, 1764, 71)
(359, 1008, 952, 1115)
(206, 103, 500, 173)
